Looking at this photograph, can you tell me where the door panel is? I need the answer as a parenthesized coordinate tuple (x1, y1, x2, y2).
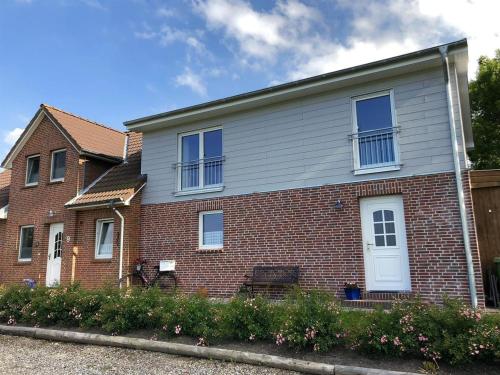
(46, 223, 63, 287)
(360, 196, 411, 291)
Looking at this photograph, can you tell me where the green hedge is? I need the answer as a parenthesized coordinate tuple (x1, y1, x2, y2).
(0, 284, 498, 365)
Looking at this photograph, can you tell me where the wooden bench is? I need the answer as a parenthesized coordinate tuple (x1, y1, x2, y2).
(243, 266, 300, 296)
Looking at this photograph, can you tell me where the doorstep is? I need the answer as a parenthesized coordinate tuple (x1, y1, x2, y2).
(342, 291, 416, 310)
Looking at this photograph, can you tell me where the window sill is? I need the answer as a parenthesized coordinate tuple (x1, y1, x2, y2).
(174, 186, 224, 197)
(353, 164, 401, 175)
(22, 184, 38, 190)
(47, 180, 64, 185)
(197, 248, 224, 254)
(16, 259, 32, 265)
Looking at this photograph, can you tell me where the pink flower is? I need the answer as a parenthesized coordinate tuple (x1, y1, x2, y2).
(175, 325, 182, 335)
(249, 334, 256, 341)
(275, 333, 286, 346)
(418, 334, 428, 342)
(380, 335, 388, 344)
(393, 337, 402, 346)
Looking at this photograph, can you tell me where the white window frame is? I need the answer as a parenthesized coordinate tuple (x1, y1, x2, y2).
(177, 126, 223, 193)
(25, 154, 40, 187)
(351, 90, 401, 175)
(95, 218, 114, 259)
(50, 148, 66, 182)
(18, 225, 34, 262)
(198, 210, 223, 250)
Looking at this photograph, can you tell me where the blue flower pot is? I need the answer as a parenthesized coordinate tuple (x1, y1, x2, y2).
(344, 288, 361, 300)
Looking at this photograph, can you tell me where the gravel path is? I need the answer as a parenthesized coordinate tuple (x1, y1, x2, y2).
(0, 334, 298, 375)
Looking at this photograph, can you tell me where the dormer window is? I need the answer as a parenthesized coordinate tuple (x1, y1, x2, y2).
(25, 155, 40, 186)
(50, 149, 66, 182)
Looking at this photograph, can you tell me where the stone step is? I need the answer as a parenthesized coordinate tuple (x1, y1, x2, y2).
(341, 299, 393, 310)
(361, 291, 415, 301)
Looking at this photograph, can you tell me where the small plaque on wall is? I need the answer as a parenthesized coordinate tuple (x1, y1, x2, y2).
(159, 260, 176, 272)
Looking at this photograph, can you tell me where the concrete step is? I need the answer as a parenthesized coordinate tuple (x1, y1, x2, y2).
(361, 291, 415, 300)
(341, 299, 393, 310)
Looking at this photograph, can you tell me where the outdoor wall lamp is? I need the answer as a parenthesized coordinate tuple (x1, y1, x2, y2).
(335, 199, 343, 209)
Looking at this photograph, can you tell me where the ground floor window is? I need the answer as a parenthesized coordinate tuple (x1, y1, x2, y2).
(19, 225, 34, 261)
(95, 219, 114, 259)
(199, 211, 223, 249)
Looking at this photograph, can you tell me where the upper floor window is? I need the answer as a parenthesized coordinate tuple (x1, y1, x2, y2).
(19, 225, 34, 261)
(177, 128, 223, 191)
(352, 91, 400, 174)
(25, 155, 40, 186)
(50, 149, 66, 182)
(95, 219, 113, 259)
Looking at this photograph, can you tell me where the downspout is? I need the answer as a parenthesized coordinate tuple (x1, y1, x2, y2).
(439, 46, 478, 307)
(112, 204, 125, 288)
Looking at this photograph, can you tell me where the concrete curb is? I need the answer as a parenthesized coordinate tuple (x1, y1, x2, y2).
(0, 325, 419, 375)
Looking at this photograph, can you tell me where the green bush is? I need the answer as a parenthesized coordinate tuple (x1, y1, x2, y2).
(224, 295, 274, 341)
(0, 284, 498, 366)
(274, 289, 345, 352)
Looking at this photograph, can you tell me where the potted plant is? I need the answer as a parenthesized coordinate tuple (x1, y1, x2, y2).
(344, 282, 361, 300)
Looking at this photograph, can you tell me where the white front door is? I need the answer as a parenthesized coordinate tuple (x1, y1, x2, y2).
(46, 223, 64, 287)
(360, 196, 411, 291)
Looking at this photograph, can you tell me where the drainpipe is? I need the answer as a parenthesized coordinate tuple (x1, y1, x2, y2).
(439, 46, 478, 308)
(123, 134, 129, 164)
(112, 205, 125, 288)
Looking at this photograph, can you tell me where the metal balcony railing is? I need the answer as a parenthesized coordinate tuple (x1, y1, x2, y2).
(174, 156, 225, 190)
(351, 127, 398, 168)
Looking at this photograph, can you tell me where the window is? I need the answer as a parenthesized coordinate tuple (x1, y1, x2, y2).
(50, 149, 66, 182)
(199, 211, 223, 249)
(95, 219, 114, 259)
(25, 155, 40, 186)
(178, 128, 223, 191)
(373, 209, 397, 247)
(19, 225, 34, 261)
(352, 91, 399, 173)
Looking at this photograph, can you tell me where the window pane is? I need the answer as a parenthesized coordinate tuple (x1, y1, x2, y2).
(375, 235, 385, 247)
(98, 222, 113, 256)
(356, 95, 395, 167)
(373, 210, 383, 222)
(181, 134, 199, 189)
(384, 210, 394, 221)
(51, 151, 66, 180)
(203, 212, 223, 247)
(374, 223, 384, 234)
(204, 129, 223, 186)
(27, 157, 39, 184)
(20, 227, 34, 259)
(356, 95, 392, 132)
(385, 222, 395, 234)
(386, 235, 397, 246)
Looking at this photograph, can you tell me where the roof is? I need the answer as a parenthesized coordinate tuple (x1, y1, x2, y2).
(65, 132, 146, 209)
(0, 169, 11, 208)
(125, 39, 468, 131)
(2, 104, 126, 168)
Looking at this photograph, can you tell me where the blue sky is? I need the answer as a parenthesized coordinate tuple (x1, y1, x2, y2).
(0, 0, 498, 161)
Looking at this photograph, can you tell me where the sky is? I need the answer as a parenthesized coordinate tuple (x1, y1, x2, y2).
(0, 0, 499, 161)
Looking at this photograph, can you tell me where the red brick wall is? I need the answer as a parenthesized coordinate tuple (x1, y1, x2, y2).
(71, 193, 142, 289)
(0, 114, 130, 289)
(139, 172, 484, 306)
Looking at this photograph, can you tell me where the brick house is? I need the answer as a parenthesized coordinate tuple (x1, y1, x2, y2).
(0, 104, 144, 289)
(0, 39, 484, 307)
(125, 39, 484, 307)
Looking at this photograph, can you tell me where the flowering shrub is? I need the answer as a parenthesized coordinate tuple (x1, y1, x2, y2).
(0, 284, 498, 366)
(274, 289, 346, 352)
(224, 295, 274, 341)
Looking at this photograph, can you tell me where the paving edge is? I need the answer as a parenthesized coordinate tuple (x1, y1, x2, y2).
(0, 325, 419, 375)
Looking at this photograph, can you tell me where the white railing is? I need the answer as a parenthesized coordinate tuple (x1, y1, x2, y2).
(175, 156, 225, 190)
(352, 127, 398, 168)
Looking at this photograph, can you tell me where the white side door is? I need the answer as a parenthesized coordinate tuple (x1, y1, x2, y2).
(46, 222, 64, 287)
(360, 196, 411, 291)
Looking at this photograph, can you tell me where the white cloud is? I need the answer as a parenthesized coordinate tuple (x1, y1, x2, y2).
(80, 0, 107, 10)
(194, 0, 500, 82)
(175, 68, 207, 96)
(4, 128, 24, 146)
(157, 7, 175, 18)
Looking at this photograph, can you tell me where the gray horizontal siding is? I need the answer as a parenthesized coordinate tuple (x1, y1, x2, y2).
(141, 67, 460, 204)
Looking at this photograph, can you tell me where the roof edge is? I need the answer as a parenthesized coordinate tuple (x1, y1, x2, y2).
(125, 39, 467, 129)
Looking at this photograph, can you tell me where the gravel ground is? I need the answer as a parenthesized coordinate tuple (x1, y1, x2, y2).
(0, 334, 298, 375)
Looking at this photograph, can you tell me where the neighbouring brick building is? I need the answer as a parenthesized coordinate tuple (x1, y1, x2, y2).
(0, 105, 144, 289)
(0, 40, 486, 307)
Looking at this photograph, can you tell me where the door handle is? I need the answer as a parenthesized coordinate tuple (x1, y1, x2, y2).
(48, 254, 51, 260)
(366, 243, 374, 251)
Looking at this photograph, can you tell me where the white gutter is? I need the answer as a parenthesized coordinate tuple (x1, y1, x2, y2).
(112, 206, 125, 288)
(439, 46, 478, 307)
